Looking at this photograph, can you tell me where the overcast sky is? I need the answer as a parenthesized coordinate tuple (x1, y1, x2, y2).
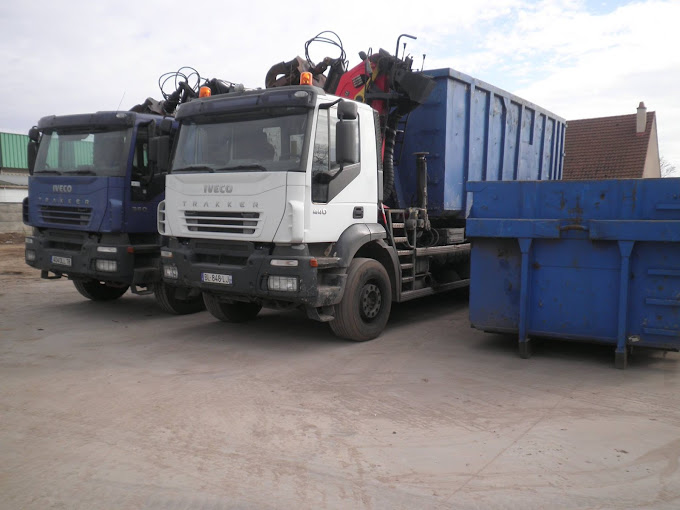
(1, 0, 678, 171)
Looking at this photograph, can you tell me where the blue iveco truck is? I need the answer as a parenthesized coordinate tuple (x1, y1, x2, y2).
(23, 110, 204, 314)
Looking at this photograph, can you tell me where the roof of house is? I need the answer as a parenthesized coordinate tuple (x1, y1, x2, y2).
(562, 111, 655, 180)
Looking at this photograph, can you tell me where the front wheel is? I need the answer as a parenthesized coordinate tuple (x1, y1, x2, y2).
(203, 293, 262, 323)
(73, 279, 129, 301)
(329, 258, 392, 341)
(154, 283, 205, 315)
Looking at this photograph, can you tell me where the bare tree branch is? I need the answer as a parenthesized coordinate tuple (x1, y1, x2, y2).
(661, 156, 677, 178)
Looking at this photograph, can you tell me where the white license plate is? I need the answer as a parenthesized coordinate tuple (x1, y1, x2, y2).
(51, 255, 72, 267)
(201, 272, 233, 285)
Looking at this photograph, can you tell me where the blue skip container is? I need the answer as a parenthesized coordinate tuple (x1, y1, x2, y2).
(466, 178, 680, 368)
(395, 68, 566, 217)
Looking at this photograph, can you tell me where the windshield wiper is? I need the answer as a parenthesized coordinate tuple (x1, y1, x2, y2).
(172, 165, 216, 173)
(72, 169, 97, 175)
(215, 164, 267, 172)
(35, 170, 62, 175)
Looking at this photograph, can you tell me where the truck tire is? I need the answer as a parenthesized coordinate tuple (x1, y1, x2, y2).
(329, 257, 392, 341)
(153, 283, 205, 315)
(203, 293, 261, 323)
(73, 279, 129, 301)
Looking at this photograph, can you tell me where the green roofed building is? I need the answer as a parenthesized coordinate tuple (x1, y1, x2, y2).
(1, 131, 30, 233)
(1, 132, 29, 174)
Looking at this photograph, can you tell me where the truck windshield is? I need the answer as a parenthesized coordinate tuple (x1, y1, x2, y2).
(34, 128, 132, 177)
(172, 113, 308, 173)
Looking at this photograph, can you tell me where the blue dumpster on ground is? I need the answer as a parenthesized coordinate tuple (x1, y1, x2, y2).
(466, 178, 680, 368)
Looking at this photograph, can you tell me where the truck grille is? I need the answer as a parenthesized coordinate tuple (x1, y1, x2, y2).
(39, 205, 92, 226)
(183, 210, 262, 235)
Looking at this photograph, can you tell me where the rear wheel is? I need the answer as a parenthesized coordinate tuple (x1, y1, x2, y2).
(73, 279, 129, 301)
(154, 282, 205, 315)
(203, 293, 262, 323)
(329, 258, 392, 341)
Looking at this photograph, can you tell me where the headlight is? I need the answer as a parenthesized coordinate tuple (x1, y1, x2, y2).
(163, 265, 179, 279)
(95, 259, 118, 272)
(97, 246, 117, 253)
(160, 249, 173, 258)
(25, 249, 36, 262)
(268, 275, 298, 291)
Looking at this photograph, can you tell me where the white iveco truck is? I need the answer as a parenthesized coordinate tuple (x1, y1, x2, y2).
(158, 84, 470, 340)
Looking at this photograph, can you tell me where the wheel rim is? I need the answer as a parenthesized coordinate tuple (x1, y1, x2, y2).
(360, 282, 382, 320)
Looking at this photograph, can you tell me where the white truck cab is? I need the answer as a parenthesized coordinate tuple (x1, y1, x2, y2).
(159, 86, 404, 340)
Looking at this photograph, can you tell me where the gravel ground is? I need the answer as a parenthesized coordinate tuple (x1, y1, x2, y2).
(1, 240, 679, 509)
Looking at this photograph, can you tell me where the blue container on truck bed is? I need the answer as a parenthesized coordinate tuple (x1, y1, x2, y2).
(395, 68, 566, 216)
(466, 178, 680, 368)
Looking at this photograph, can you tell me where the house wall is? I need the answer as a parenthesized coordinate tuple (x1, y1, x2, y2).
(0, 188, 28, 203)
(0, 202, 30, 234)
(642, 116, 661, 178)
(0, 186, 29, 233)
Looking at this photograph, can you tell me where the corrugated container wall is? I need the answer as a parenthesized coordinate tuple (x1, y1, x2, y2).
(396, 68, 566, 218)
(0, 132, 29, 170)
(466, 178, 680, 368)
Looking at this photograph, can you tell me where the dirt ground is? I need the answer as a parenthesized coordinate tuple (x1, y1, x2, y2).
(0, 233, 34, 279)
(1, 240, 679, 509)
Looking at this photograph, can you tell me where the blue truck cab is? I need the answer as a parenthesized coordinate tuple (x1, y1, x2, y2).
(23, 110, 203, 314)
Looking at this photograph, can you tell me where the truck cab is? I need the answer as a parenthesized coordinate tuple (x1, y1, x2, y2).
(159, 86, 399, 337)
(24, 111, 203, 314)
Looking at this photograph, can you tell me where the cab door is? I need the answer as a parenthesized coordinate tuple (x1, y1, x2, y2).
(306, 105, 378, 243)
(127, 124, 161, 232)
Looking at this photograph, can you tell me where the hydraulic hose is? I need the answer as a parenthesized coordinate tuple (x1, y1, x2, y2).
(382, 113, 401, 203)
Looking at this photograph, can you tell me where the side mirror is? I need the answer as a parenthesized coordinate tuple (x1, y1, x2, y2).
(337, 100, 358, 120)
(336, 118, 359, 165)
(27, 126, 40, 175)
(28, 126, 40, 142)
(27, 141, 38, 175)
(149, 136, 170, 174)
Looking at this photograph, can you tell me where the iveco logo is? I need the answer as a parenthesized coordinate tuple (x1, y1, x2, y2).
(313, 208, 327, 215)
(52, 185, 72, 193)
(204, 184, 233, 193)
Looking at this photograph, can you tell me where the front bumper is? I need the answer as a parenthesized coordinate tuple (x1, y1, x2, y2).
(25, 230, 161, 285)
(161, 238, 345, 308)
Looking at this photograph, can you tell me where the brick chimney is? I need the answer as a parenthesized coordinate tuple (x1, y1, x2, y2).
(637, 101, 647, 133)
